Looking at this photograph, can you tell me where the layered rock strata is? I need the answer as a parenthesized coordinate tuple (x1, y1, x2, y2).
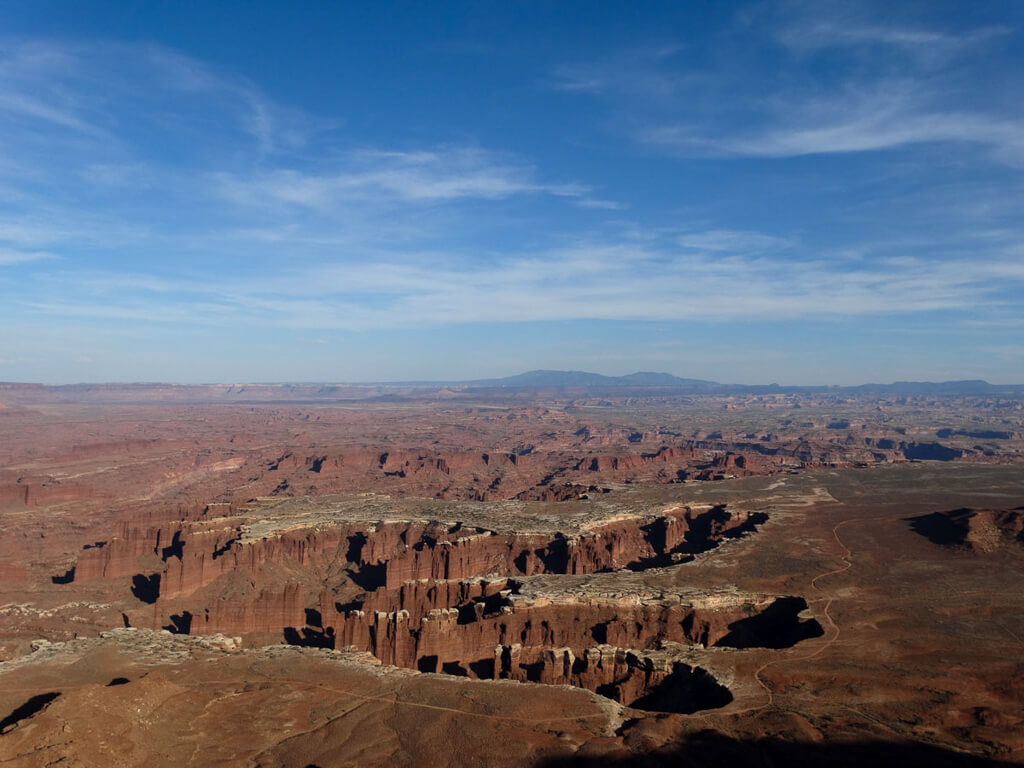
(60, 493, 818, 713)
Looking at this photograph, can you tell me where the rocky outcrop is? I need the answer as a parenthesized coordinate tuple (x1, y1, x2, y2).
(317, 587, 751, 675)
(264, 449, 538, 501)
(76, 524, 183, 581)
(907, 507, 1024, 553)
(62, 488, 819, 713)
(253, 442, 805, 503)
(73, 504, 241, 583)
(94, 499, 784, 712)
(492, 645, 733, 714)
(191, 583, 307, 636)
(575, 446, 699, 473)
(113, 505, 762, 604)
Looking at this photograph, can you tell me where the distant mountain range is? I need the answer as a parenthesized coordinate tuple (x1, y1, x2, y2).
(1, 372, 1022, 405)
(460, 371, 1022, 396)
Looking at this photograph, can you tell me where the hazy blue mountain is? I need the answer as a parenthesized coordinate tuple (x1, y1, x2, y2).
(462, 372, 1023, 396)
(847, 380, 1004, 395)
(467, 370, 721, 389)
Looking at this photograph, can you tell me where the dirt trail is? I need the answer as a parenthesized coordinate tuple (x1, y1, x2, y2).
(706, 510, 899, 721)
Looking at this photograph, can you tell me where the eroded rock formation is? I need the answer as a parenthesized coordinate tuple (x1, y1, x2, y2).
(58, 494, 814, 712)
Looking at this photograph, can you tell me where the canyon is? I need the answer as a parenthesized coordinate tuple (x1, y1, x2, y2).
(1, 388, 1024, 765)
(64, 495, 796, 711)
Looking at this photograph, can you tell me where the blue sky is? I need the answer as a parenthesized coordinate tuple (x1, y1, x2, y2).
(1, 1, 1023, 384)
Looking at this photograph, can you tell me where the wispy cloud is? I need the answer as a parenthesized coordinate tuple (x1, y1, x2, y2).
(780, 22, 1009, 54)
(213, 148, 591, 209)
(575, 197, 627, 210)
(766, 0, 1011, 60)
(556, 4, 1024, 164)
(0, 39, 328, 155)
(645, 80, 1024, 163)
(142, 44, 336, 155)
(17, 235, 1024, 330)
(0, 38, 610, 265)
(677, 229, 792, 252)
(0, 38, 635, 341)
(0, 247, 55, 265)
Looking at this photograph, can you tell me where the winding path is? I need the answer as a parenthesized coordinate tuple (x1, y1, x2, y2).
(707, 511, 885, 720)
